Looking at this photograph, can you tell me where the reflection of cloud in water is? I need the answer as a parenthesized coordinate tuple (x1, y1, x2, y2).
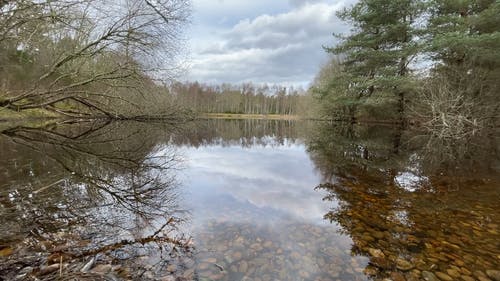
(394, 171, 429, 192)
(394, 153, 429, 192)
(179, 142, 333, 225)
(391, 210, 413, 227)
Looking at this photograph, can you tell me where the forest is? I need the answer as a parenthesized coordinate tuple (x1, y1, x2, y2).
(1, 0, 499, 137)
(169, 82, 313, 116)
(312, 0, 500, 137)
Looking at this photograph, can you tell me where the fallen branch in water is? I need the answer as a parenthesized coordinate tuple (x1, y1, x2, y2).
(33, 179, 65, 194)
(214, 263, 224, 272)
(73, 217, 190, 259)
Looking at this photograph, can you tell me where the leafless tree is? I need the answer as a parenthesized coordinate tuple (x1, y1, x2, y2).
(0, 0, 190, 118)
(409, 67, 497, 139)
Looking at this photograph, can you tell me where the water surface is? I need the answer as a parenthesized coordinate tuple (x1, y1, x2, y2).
(0, 119, 498, 281)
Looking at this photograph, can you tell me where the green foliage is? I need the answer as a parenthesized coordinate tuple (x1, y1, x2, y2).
(0, 107, 59, 120)
(315, 0, 499, 129)
(428, 0, 500, 67)
(315, 0, 425, 122)
(422, 0, 500, 129)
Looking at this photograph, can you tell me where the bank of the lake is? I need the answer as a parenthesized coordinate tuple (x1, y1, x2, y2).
(0, 108, 60, 122)
(200, 113, 301, 120)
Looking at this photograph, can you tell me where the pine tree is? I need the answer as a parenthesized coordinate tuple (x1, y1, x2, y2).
(320, 0, 426, 121)
(425, 0, 500, 129)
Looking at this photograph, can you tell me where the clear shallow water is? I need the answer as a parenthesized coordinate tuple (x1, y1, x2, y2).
(0, 119, 498, 281)
(180, 138, 368, 280)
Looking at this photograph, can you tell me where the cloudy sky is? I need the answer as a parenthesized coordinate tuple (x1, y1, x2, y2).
(184, 0, 356, 87)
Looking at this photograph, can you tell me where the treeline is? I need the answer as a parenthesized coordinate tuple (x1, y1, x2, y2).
(170, 82, 315, 116)
(0, 0, 190, 120)
(312, 0, 499, 137)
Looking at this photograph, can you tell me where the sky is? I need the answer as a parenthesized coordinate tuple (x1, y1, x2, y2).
(183, 0, 357, 87)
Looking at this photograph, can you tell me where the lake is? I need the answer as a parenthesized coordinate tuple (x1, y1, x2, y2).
(0, 119, 499, 281)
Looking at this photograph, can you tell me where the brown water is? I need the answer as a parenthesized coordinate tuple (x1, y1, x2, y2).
(0, 119, 498, 281)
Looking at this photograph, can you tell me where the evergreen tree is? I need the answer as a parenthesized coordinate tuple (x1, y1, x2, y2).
(319, 0, 425, 121)
(424, 0, 500, 129)
(428, 0, 500, 72)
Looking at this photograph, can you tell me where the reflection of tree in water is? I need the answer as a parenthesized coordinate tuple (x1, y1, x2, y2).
(308, 123, 500, 281)
(411, 130, 500, 178)
(0, 121, 192, 280)
(171, 119, 311, 147)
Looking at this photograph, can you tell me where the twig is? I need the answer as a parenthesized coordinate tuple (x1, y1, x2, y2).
(214, 263, 224, 272)
(59, 255, 63, 277)
(33, 179, 65, 194)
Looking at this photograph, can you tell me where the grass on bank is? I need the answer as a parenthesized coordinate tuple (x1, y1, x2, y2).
(0, 107, 60, 121)
(200, 113, 300, 120)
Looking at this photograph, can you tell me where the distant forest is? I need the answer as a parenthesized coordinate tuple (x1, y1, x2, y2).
(170, 82, 314, 116)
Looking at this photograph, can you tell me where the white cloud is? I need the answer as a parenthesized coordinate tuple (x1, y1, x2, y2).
(186, 1, 355, 86)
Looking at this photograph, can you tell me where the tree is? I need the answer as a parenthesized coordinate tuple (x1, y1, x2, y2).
(311, 57, 354, 120)
(320, 0, 425, 122)
(170, 82, 308, 116)
(416, 0, 500, 134)
(0, 0, 189, 118)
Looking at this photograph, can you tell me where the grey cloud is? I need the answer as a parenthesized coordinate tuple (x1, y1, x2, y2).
(288, 0, 322, 7)
(188, 2, 351, 85)
(289, 0, 358, 8)
(224, 3, 342, 49)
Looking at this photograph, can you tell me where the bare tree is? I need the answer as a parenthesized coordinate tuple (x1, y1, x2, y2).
(409, 68, 497, 139)
(0, 0, 190, 118)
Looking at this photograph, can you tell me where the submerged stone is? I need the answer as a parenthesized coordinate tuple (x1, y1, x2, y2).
(435, 272, 454, 281)
(421, 271, 439, 281)
(238, 261, 248, 273)
(368, 248, 385, 258)
(446, 268, 460, 278)
(396, 258, 414, 271)
(390, 272, 407, 281)
(486, 270, 500, 281)
(371, 257, 391, 269)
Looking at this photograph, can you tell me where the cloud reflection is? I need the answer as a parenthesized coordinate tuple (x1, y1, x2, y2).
(180, 141, 334, 225)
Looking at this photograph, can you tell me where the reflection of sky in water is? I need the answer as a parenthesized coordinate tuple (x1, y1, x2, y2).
(394, 153, 430, 192)
(178, 139, 335, 227)
(175, 138, 368, 280)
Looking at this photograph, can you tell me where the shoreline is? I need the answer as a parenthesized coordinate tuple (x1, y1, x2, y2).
(199, 113, 301, 120)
